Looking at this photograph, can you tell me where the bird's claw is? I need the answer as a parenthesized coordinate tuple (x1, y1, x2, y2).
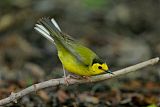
(64, 76, 70, 86)
(63, 74, 80, 85)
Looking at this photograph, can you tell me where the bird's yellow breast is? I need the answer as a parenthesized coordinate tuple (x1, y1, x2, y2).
(58, 50, 99, 76)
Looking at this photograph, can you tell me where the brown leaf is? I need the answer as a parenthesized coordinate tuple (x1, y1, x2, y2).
(57, 89, 69, 103)
(38, 90, 49, 102)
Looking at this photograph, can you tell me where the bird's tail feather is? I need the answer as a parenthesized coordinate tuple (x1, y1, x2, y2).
(34, 18, 62, 44)
(35, 17, 85, 64)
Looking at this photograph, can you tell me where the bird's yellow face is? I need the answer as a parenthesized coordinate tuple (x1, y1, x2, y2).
(91, 63, 109, 74)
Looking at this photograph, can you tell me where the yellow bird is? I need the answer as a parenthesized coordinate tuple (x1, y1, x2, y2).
(34, 18, 112, 82)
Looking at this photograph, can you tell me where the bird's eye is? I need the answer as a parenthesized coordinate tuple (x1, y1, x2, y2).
(98, 66, 102, 69)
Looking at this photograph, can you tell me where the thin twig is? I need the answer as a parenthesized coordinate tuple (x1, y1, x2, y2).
(0, 57, 159, 106)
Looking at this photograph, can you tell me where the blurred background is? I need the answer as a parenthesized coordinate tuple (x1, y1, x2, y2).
(0, 0, 160, 107)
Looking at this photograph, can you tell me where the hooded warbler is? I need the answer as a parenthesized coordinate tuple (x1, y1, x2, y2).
(34, 18, 112, 82)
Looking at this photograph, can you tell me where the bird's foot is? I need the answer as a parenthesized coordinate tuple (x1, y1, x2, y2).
(64, 74, 92, 83)
(63, 75, 70, 86)
(67, 74, 82, 79)
(82, 76, 90, 79)
(63, 74, 81, 85)
(68, 75, 92, 82)
(82, 76, 92, 82)
(64, 77, 70, 86)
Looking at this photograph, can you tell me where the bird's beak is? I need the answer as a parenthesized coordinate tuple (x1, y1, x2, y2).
(105, 70, 114, 75)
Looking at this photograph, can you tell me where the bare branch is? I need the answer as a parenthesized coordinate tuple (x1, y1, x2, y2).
(0, 57, 159, 106)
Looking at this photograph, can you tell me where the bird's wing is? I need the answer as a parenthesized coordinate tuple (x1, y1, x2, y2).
(34, 18, 95, 65)
(70, 43, 98, 65)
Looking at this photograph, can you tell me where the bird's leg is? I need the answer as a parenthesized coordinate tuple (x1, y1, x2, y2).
(62, 66, 70, 85)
